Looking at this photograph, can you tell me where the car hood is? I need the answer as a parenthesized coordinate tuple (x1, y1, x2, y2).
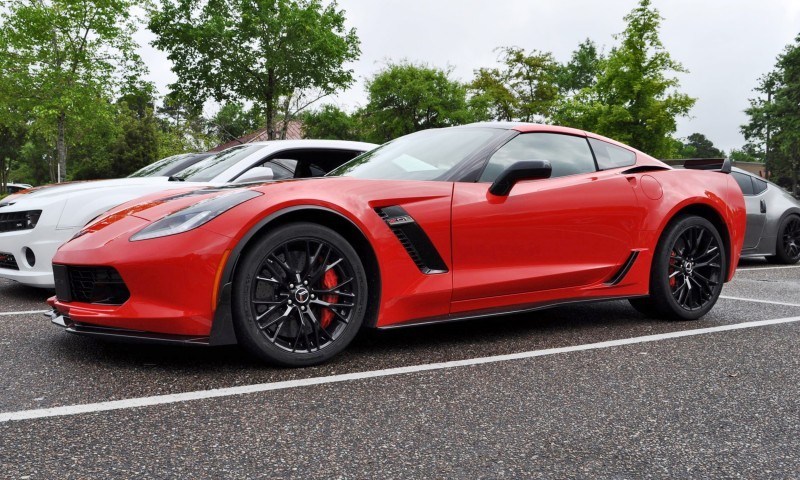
(0, 177, 182, 204)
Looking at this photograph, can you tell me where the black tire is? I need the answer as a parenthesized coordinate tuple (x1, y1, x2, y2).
(766, 215, 800, 265)
(232, 222, 368, 367)
(630, 215, 727, 320)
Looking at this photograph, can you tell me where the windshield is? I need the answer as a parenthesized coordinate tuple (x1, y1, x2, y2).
(128, 154, 193, 178)
(328, 128, 507, 181)
(174, 145, 265, 182)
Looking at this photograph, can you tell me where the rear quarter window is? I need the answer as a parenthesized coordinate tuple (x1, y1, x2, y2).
(732, 172, 755, 196)
(588, 138, 637, 170)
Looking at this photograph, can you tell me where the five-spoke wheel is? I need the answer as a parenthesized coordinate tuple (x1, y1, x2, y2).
(232, 223, 368, 366)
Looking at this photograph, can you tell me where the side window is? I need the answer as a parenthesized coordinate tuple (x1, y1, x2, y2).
(752, 177, 768, 195)
(732, 172, 755, 196)
(589, 138, 636, 170)
(480, 133, 596, 182)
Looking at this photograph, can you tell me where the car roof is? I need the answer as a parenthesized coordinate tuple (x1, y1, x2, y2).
(240, 139, 377, 151)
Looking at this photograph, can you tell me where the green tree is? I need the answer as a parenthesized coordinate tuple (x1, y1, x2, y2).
(73, 86, 162, 179)
(673, 133, 724, 158)
(149, 0, 360, 140)
(156, 92, 216, 155)
(553, 0, 695, 157)
(469, 47, 560, 122)
(742, 57, 800, 193)
(0, 0, 144, 181)
(209, 102, 264, 144)
(363, 62, 476, 143)
(729, 144, 762, 163)
(301, 104, 363, 140)
(556, 39, 604, 96)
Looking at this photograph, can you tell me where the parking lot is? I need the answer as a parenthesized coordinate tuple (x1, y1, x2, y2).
(0, 260, 798, 478)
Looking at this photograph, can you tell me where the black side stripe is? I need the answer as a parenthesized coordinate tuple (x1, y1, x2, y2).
(605, 251, 639, 285)
(375, 206, 448, 274)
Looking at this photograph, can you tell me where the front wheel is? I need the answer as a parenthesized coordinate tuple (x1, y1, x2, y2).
(766, 215, 800, 265)
(630, 215, 726, 320)
(232, 222, 368, 367)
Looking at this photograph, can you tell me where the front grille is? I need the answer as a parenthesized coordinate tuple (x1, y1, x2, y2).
(0, 210, 41, 233)
(66, 266, 130, 305)
(0, 252, 18, 270)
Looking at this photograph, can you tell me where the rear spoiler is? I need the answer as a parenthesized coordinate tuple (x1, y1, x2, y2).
(663, 158, 731, 174)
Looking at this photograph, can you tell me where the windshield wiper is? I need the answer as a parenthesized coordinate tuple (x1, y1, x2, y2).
(168, 176, 185, 182)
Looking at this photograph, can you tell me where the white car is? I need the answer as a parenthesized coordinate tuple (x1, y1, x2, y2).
(3, 183, 33, 195)
(0, 140, 376, 288)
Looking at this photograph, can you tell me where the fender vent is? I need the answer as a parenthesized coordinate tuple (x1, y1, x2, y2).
(605, 251, 639, 285)
(376, 206, 448, 274)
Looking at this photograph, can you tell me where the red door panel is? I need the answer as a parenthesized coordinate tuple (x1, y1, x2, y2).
(451, 170, 643, 304)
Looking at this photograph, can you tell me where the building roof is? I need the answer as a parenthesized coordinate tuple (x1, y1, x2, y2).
(209, 120, 304, 153)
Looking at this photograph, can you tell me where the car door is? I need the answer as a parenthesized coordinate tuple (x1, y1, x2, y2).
(450, 132, 642, 309)
(732, 171, 767, 250)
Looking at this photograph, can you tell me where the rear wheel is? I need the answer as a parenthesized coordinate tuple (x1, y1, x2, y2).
(766, 215, 800, 265)
(232, 223, 368, 367)
(629, 215, 726, 320)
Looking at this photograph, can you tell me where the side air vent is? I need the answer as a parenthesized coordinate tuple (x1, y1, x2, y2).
(605, 251, 639, 285)
(375, 206, 448, 274)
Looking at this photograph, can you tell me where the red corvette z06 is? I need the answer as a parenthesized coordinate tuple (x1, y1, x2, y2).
(48, 123, 746, 366)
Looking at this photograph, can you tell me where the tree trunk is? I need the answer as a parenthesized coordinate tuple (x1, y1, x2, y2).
(266, 69, 276, 140)
(57, 112, 67, 182)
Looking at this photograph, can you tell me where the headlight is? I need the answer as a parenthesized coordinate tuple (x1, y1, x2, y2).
(1, 210, 41, 231)
(25, 211, 42, 229)
(130, 190, 261, 241)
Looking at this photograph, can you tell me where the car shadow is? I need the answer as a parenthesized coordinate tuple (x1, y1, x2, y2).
(44, 300, 654, 374)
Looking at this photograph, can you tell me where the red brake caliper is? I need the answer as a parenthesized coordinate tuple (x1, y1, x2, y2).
(319, 268, 339, 329)
(669, 251, 677, 288)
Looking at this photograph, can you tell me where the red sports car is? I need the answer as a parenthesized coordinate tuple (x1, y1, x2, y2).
(48, 123, 746, 366)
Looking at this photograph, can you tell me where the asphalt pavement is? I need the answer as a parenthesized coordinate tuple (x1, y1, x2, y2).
(0, 259, 798, 479)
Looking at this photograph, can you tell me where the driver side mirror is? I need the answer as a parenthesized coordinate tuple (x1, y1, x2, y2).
(235, 166, 275, 184)
(489, 160, 552, 196)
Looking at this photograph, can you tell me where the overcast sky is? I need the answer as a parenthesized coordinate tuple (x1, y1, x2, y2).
(135, 0, 800, 152)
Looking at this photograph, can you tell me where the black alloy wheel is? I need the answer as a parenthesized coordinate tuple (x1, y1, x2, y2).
(232, 223, 368, 366)
(630, 215, 726, 320)
(768, 215, 800, 265)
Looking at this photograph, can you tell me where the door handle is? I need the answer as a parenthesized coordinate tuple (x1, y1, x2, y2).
(760, 199, 767, 214)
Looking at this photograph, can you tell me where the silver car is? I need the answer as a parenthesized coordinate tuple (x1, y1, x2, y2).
(732, 167, 800, 264)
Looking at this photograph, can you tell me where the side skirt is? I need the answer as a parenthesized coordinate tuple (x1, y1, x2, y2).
(377, 295, 649, 330)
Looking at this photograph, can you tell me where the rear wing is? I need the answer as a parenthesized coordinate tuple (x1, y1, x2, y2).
(663, 158, 732, 174)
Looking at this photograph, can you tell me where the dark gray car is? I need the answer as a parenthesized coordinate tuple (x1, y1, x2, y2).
(732, 167, 800, 264)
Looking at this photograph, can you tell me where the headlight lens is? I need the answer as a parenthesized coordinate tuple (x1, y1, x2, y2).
(130, 190, 261, 241)
(25, 211, 42, 229)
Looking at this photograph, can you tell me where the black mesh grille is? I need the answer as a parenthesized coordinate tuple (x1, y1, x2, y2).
(0, 211, 41, 233)
(0, 253, 18, 270)
(375, 206, 448, 274)
(392, 228, 427, 271)
(67, 267, 130, 305)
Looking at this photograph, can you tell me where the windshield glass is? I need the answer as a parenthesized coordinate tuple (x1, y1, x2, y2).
(128, 154, 192, 178)
(174, 145, 265, 182)
(328, 128, 507, 181)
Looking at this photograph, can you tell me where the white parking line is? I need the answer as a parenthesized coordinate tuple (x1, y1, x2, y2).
(738, 265, 800, 272)
(2, 314, 799, 423)
(0, 310, 48, 316)
(720, 296, 800, 308)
